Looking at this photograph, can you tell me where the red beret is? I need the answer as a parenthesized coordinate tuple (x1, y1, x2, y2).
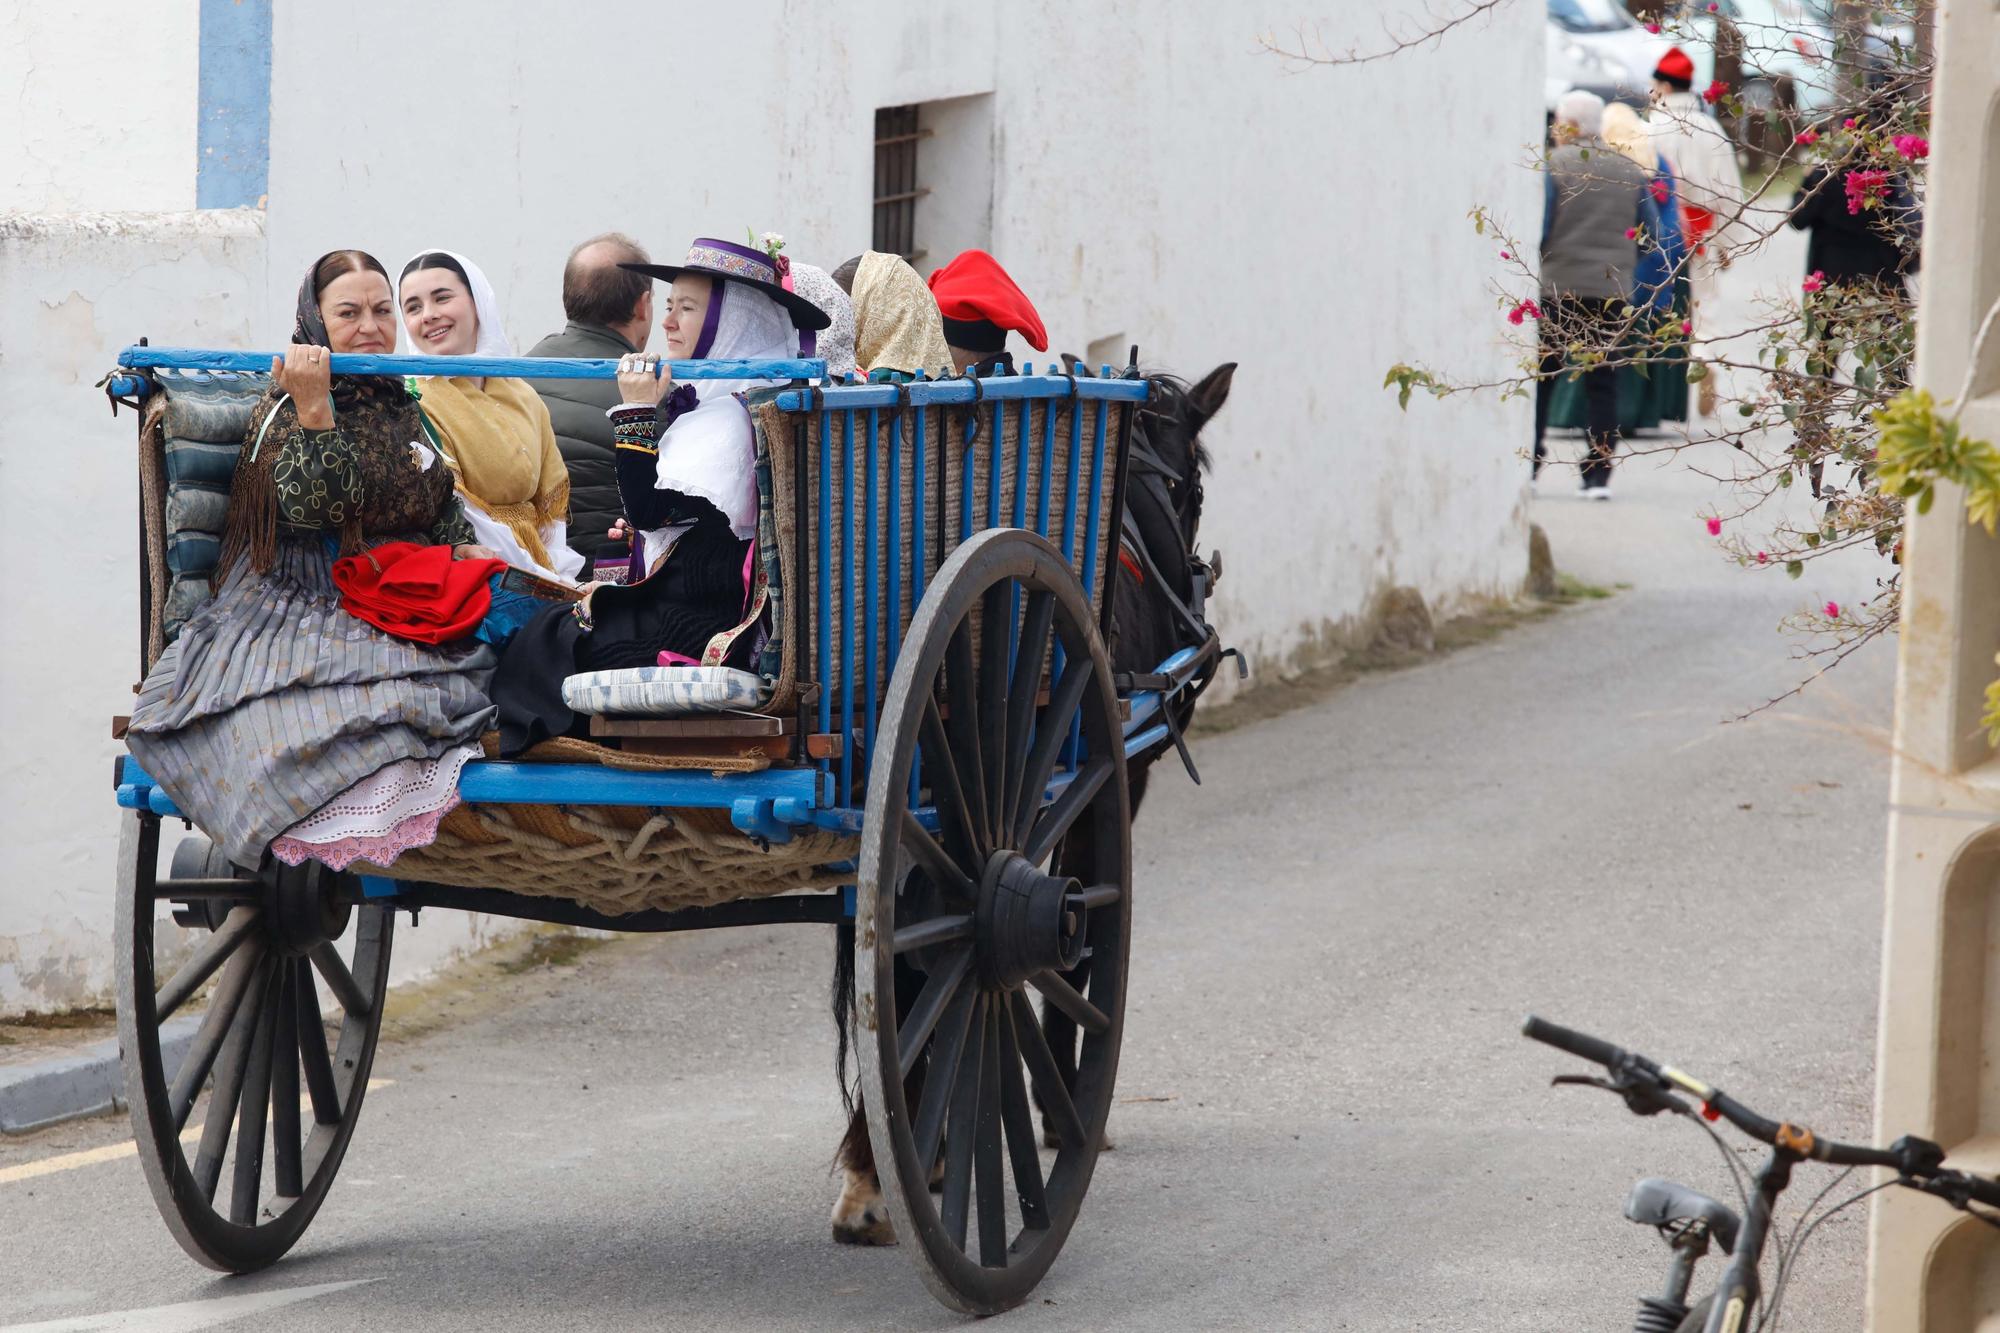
(1654, 47, 1694, 84)
(927, 249, 1048, 353)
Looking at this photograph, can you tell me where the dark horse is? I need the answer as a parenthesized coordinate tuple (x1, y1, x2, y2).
(828, 362, 1236, 1243)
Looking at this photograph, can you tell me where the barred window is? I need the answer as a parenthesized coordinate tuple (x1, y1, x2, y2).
(872, 105, 932, 263)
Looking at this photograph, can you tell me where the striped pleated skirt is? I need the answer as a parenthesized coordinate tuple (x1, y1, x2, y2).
(126, 539, 498, 868)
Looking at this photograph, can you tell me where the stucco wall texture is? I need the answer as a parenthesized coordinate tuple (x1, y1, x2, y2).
(1, 0, 1542, 1011)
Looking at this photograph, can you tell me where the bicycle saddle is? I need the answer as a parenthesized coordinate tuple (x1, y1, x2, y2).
(1624, 1177, 1740, 1255)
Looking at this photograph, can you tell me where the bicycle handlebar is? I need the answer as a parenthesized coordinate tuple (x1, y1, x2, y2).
(1521, 1014, 2000, 1209)
(1521, 1015, 1628, 1070)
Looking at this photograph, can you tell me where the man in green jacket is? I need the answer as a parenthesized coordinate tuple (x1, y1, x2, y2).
(527, 232, 653, 564)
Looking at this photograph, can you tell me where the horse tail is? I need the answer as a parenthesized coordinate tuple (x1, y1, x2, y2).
(832, 917, 857, 1114)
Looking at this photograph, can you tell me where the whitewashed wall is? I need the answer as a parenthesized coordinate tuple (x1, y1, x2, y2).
(0, 213, 264, 1007)
(0, 0, 1540, 1012)
(0, 2, 200, 213)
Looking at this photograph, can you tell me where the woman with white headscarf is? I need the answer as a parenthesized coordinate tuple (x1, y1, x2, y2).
(488, 235, 830, 753)
(399, 250, 584, 581)
(790, 261, 856, 380)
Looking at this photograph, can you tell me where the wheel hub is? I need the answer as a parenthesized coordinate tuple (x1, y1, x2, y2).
(975, 849, 1087, 989)
(262, 860, 354, 957)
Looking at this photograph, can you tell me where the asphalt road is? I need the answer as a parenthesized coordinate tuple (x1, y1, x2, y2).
(0, 421, 1899, 1331)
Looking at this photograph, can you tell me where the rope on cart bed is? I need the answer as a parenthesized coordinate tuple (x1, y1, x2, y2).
(363, 801, 854, 916)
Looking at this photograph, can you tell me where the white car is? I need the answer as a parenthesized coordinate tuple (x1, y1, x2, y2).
(1547, 0, 1671, 109)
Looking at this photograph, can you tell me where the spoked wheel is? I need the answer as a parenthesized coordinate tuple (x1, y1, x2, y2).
(114, 809, 393, 1272)
(857, 528, 1132, 1314)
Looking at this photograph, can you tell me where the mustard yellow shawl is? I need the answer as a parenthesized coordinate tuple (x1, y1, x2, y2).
(417, 375, 570, 569)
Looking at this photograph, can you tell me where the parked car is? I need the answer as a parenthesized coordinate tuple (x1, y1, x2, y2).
(1547, 0, 1670, 109)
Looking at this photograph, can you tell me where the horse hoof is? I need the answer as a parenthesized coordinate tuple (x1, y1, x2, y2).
(831, 1175, 898, 1246)
(831, 1212, 897, 1246)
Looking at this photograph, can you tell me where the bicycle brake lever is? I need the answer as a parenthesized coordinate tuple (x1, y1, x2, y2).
(1551, 1072, 1690, 1118)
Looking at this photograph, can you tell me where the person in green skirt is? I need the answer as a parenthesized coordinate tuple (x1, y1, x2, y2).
(1545, 101, 1692, 439)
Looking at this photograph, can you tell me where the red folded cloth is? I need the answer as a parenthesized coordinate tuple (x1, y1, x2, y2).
(331, 542, 507, 644)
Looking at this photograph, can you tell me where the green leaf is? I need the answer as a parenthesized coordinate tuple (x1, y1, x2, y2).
(1786, 560, 1804, 579)
(1917, 485, 1935, 514)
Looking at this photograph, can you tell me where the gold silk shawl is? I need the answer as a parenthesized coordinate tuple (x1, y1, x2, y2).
(417, 375, 570, 569)
(852, 251, 955, 377)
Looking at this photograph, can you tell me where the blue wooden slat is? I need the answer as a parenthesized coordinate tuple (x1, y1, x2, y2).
(908, 403, 927, 816)
(119, 346, 825, 383)
(986, 400, 1002, 530)
(817, 410, 833, 762)
(774, 376, 1149, 411)
(863, 407, 880, 775)
(887, 405, 903, 681)
(840, 410, 856, 801)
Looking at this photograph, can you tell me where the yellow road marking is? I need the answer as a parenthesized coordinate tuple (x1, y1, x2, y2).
(0, 1079, 392, 1186)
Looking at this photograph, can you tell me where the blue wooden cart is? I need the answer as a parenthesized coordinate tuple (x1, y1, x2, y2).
(102, 344, 1216, 1314)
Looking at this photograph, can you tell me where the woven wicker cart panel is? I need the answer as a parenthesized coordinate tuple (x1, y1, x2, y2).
(361, 801, 856, 916)
(759, 396, 1126, 715)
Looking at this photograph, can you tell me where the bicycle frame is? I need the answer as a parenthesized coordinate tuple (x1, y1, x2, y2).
(1696, 1147, 1796, 1333)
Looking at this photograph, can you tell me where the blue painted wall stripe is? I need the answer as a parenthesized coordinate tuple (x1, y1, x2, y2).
(196, 0, 272, 209)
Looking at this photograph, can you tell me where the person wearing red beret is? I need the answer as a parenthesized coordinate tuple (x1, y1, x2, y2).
(926, 249, 1048, 376)
(1647, 45, 1744, 417)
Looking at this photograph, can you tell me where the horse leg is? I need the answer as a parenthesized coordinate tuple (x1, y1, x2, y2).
(830, 950, 928, 1245)
(831, 1096, 897, 1245)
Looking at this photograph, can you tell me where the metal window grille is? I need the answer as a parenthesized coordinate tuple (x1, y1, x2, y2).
(872, 105, 931, 263)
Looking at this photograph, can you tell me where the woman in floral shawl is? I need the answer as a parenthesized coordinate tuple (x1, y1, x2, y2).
(127, 250, 499, 871)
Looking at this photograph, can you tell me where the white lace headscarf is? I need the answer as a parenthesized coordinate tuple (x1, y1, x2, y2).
(400, 248, 514, 357)
(788, 262, 856, 379)
(691, 279, 799, 402)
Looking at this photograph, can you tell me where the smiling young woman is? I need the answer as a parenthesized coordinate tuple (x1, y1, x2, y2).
(124, 249, 498, 875)
(398, 250, 584, 582)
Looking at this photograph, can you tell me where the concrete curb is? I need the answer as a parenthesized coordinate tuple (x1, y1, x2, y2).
(0, 1017, 199, 1134)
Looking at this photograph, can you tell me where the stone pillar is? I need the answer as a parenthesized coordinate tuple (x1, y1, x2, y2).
(1867, 5, 2000, 1326)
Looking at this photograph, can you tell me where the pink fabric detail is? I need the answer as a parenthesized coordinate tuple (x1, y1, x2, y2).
(656, 650, 701, 667)
(269, 743, 479, 870)
(271, 798, 460, 871)
(741, 541, 756, 615)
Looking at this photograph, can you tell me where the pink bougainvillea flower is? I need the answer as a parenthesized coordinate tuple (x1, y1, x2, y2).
(1702, 80, 1728, 104)
(1842, 117, 1858, 129)
(1824, 600, 1841, 618)
(1795, 129, 1818, 146)
(1625, 226, 1640, 240)
(1644, 20, 1661, 32)
(1756, 551, 1769, 564)
(1893, 134, 1929, 161)
(1705, 517, 1723, 536)
(1650, 178, 1670, 204)
(1506, 298, 1542, 326)
(1844, 168, 1890, 214)
(1706, 1, 1718, 10)
(1802, 270, 1827, 293)
(1680, 319, 1693, 335)
(1499, 250, 1512, 260)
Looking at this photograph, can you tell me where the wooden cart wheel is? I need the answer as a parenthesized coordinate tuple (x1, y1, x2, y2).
(857, 528, 1131, 1314)
(114, 810, 393, 1272)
